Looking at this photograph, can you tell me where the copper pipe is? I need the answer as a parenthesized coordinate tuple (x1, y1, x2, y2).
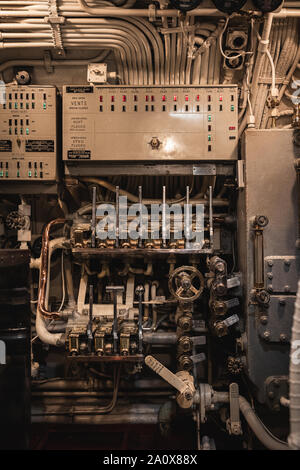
(38, 218, 66, 319)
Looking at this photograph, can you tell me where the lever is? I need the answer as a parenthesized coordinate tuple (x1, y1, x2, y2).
(145, 355, 195, 408)
(87, 284, 93, 353)
(135, 285, 145, 354)
(226, 382, 242, 436)
(106, 285, 125, 354)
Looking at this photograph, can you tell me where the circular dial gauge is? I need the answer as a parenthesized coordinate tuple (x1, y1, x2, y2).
(169, 0, 202, 12)
(252, 0, 283, 13)
(211, 0, 247, 13)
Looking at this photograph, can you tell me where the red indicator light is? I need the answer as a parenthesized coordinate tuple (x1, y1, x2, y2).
(173, 95, 177, 102)
(99, 96, 103, 102)
(111, 96, 115, 102)
(208, 95, 211, 102)
(134, 95, 138, 102)
(229, 126, 236, 130)
(185, 96, 189, 102)
(162, 95, 166, 101)
(145, 95, 149, 102)
(196, 95, 200, 101)
(151, 95, 155, 102)
(219, 96, 223, 101)
(122, 95, 126, 102)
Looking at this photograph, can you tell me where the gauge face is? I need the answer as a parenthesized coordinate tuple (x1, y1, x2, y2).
(252, 0, 283, 12)
(212, 0, 247, 13)
(169, 0, 202, 12)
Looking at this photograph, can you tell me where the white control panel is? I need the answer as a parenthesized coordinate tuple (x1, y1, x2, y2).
(63, 85, 238, 162)
(0, 85, 57, 181)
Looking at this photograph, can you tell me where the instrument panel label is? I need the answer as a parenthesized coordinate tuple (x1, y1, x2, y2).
(67, 150, 91, 159)
(25, 140, 54, 152)
(0, 140, 12, 152)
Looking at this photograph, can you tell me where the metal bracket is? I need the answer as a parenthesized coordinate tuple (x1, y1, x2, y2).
(148, 4, 156, 22)
(236, 160, 245, 189)
(43, 51, 54, 74)
(226, 383, 242, 435)
(159, 25, 195, 35)
(44, 0, 65, 56)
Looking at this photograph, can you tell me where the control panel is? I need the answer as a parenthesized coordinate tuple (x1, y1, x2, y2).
(63, 85, 238, 162)
(0, 85, 57, 181)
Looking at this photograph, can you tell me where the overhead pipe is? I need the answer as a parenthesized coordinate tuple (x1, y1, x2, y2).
(0, 1, 299, 18)
(37, 218, 65, 320)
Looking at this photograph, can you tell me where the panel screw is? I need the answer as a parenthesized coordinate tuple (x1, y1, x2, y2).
(284, 259, 291, 266)
(268, 391, 274, 399)
(267, 260, 273, 267)
(263, 331, 270, 341)
(284, 285, 290, 292)
(280, 334, 287, 342)
(268, 285, 273, 293)
(267, 273, 273, 279)
(260, 315, 268, 325)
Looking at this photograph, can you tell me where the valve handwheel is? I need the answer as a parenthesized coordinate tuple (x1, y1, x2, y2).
(168, 265, 204, 302)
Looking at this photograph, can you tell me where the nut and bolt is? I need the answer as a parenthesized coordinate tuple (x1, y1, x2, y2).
(263, 331, 271, 341)
(260, 315, 268, 325)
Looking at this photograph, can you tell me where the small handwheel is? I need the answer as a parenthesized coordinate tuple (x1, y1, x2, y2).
(168, 266, 204, 302)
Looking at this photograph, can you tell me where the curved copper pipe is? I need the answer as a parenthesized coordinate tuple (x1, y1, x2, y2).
(38, 218, 66, 319)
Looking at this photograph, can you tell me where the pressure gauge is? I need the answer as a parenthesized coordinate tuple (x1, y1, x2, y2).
(211, 0, 247, 13)
(169, 0, 202, 12)
(252, 0, 283, 13)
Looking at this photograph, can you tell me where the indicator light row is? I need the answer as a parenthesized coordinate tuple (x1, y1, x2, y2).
(99, 105, 235, 113)
(2, 92, 47, 101)
(99, 94, 234, 103)
(0, 161, 44, 178)
(2, 102, 47, 110)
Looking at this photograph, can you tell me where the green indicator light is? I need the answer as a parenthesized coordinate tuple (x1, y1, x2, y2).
(0, 171, 3, 177)
(34, 171, 37, 178)
(208, 115, 211, 122)
(208, 135, 211, 141)
(26, 128, 29, 135)
(5, 171, 8, 177)
(14, 103, 18, 109)
(17, 171, 20, 178)
(43, 103, 47, 109)
(231, 105, 234, 111)
(28, 171, 32, 177)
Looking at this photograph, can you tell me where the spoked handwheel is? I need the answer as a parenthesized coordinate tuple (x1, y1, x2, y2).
(168, 265, 204, 302)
